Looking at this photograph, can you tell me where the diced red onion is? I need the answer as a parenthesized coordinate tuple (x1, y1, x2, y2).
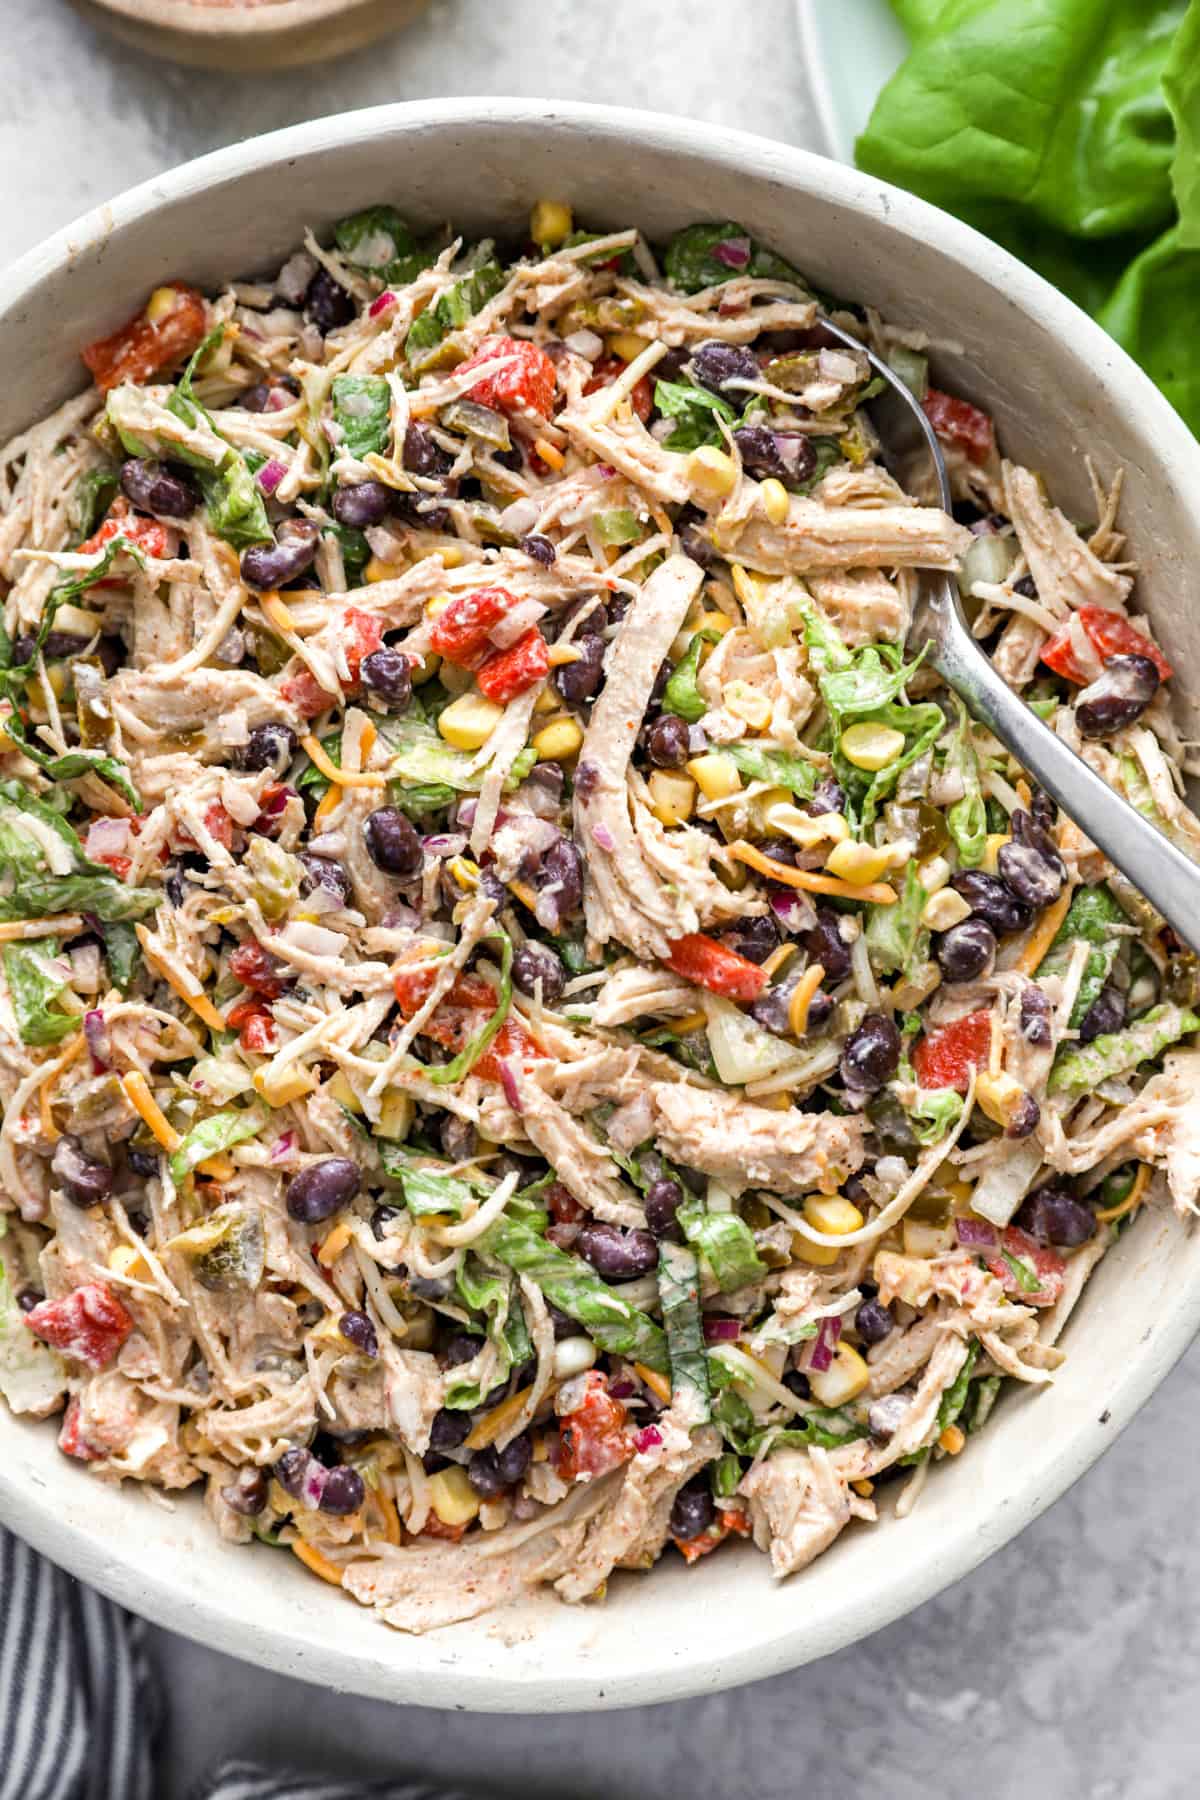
(86, 817, 131, 860)
(369, 290, 397, 318)
(592, 823, 615, 851)
(768, 885, 817, 934)
(608, 1378, 635, 1399)
(488, 598, 547, 649)
(299, 1457, 328, 1510)
(275, 250, 317, 305)
(257, 458, 287, 495)
(714, 236, 752, 269)
(454, 798, 479, 829)
(633, 1425, 663, 1454)
(955, 1217, 999, 1249)
(269, 1131, 296, 1164)
(595, 464, 616, 480)
(83, 1009, 110, 1073)
(498, 1060, 522, 1112)
(702, 1316, 741, 1343)
(261, 784, 294, 817)
(381, 904, 421, 929)
(687, 724, 709, 753)
(421, 832, 467, 859)
(809, 1316, 842, 1373)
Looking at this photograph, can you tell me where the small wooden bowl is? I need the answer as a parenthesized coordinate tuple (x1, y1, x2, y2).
(71, 0, 430, 71)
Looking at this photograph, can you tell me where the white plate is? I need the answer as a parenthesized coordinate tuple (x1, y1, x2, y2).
(798, 0, 908, 162)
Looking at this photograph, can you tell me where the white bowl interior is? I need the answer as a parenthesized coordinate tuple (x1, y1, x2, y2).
(3, 102, 1199, 1709)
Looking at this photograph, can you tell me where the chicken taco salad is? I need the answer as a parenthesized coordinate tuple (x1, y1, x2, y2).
(1, 199, 1198, 1632)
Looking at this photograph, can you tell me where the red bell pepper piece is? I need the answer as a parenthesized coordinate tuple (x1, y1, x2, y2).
(26, 1283, 133, 1370)
(457, 335, 556, 418)
(475, 628, 550, 703)
(391, 964, 544, 1082)
(921, 388, 996, 468)
(663, 932, 768, 1003)
(912, 1008, 992, 1093)
(555, 1374, 633, 1482)
(429, 586, 520, 668)
(226, 997, 277, 1053)
(281, 609, 386, 716)
(673, 1508, 752, 1564)
(230, 940, 288, 999)
(81, 283, 208, 392)
(984, 1225, 1066, 1308)
(58, 1397, 103, 1462)
(77, 497, 176, 582)
(1040, 604, 1173, 686)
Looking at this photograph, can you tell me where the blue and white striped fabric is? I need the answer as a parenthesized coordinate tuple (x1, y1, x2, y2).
(0, 1528, 476, 1800)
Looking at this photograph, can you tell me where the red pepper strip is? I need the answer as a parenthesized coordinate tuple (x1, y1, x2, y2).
(430, 586, 520, 669)
(921, 388, 995, 468)
(1040, 604, 1173, 686)
(476, 628, 550, 704)
(663, 932, 768, 1003)
(81, 283, 208, 392)
(912, 1008, 992, 1093)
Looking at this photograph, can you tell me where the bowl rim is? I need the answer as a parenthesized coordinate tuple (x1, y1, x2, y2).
(82, 0, 413, 39)
(3, 96, 1200, 1711)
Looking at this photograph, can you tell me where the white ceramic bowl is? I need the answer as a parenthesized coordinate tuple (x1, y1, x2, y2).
(3, 100, 1199, 1711)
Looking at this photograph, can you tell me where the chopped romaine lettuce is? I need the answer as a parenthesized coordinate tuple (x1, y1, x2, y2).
(0, 783, 159, 923)
(334, 205, 428, 285)
(331, 375, 392, 461)
(657, 1241, 711, 1421)
(2, 940, 76, 1045)
(677, 1200, 766, 1293)
(865, 859, 928, 977)
(168, 1108, 264, 1184)
(1048, 1002, 1200, 1095)
(653, 378, 736, 452)
(663, 223, 807, 294)
(479, 1216, 669, 1372)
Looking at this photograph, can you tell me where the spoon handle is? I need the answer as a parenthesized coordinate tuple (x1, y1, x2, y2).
(925, 582, 1200, 953)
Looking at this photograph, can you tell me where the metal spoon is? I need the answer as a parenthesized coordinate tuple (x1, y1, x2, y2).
(818, 313, 1200, 954)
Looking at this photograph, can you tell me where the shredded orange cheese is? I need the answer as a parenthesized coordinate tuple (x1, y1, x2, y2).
(134, 925, 226, 1032)
(290, 1540, 344, 1586)
(259, 592, 297, 634)
(1096, 1162, 1151, 1223)
(121, 1071, 182, 1152)
(533, 436, 566, 471)
(1014, 885, 1074, 976)
(316, 1221, 354, 1266)
(787, 961, 826, 1037)
(301, 735, 385, 790)
(730, 840, 897, 906)
(634, 1363, 672, 1405)
(465, 1384, 536, 1450)
(312, 782, 343, 830)
(374, 1486, 402, 1546)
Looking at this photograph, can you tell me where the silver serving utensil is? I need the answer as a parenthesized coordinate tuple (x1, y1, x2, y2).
(818, 313, 1200, 954)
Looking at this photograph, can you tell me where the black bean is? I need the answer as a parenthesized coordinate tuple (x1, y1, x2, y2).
(494, 1430, 532, 1485)
(577, 1220, 660, 1279)
(733, 424, 816, 486)
(669, 1476, 715, 1542)
(656, 345, 691, 383)
(998, 838, 1063, 909)
(1019, 985, 1052, 1046)
(238, 722, 298, 776)
(364, 806, 423, 876)
(808, 777, 846, 817)
(221, 1468, 268, 1516)
(719, 914, 781, 965)
(305, 267, 355, 333)
(120, 458, 198, 520)
(573, 760, 600, 800)
(41, 631, 91, 659)
(127, 1146, 160, 1177)
(320, 1466, 365, 1515)
(165, 869, 185, 907)
(1075, 654, 1160, 739)
(868, 1394, 909, 1440)
(16, 1287, 44, 1313)
(1010, 808, 1066, 880)
(855, 1297, 894, 1345)
(1006, 1093, 1041, 1139)
(241, 380, 297, 414)
(51, 1135, 113, 1208)
(782, 1369, 811, 1401)
(338, 1311, 378, 1356)
(678, 516, 717, 569)
(935, 918, 996, 983)
(512, 941, 566, 1002)
(554, 634, 605, 703)
(331, 480, 391, 529)
(806, 990, 834, 1032)
(371, 1204, 402, 1239)
(690, 341, 760, 398)
(1079, 985, 1126, 1043)
(274, 1446, 312, 1497)
(360, 647, 412, 709)
(429, 1407, 472, 1454)
(1014, 1183, 1096, 1247)
(806, 908, 852, 983)
(840, 1013, 901, 1094)
(645, 1178, 684, 1240)
(285, 1157, 360, 1224)
(439, 1114, 477, 1161)
(645, 714, 690, 768)
(477, 868, 508, 910)
(1030, 786, 1057, 834)
(409, 1275, 452, 1301)
(402, 421, 453, 478)
(298, 853, 352, 907)
(533, 839, 583, 928)
(441, 1333, 485, 1368)
(951, 869, 1033, 937)
(240, 519, 319, 591)
(1012, 575, 1038, 599)
(520, 533, 556, 566)
(750, 979, 794, 1037)
(468, 1431, 532, 1497)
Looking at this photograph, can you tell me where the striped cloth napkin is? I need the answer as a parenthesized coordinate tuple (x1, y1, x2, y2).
(0, 1528, 476, 1800)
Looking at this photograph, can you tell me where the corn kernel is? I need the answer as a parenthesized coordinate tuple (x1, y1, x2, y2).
(825, 839, 891, 885)
(687, 446, 739, 499)
(902, 1217, 955, 1257)
(803, 1193, 864, 1236)
(145, 285, 179, 325)
(808, 1341, 870, 1407)
(760, 478, 790, 526)
(695, 609, 736, 638)
(425, 592, 453, 618)
(982, 832, 1010, 874)
(687, 753, 741, 801)
(756, 1091, 792, 1111)
(379, 1090, 414, 1141)
(253, 1064, 318, 1108)
(546, 642, 583, 667)
(840, 722, 906, 772)
(976, 1069, 1027, 1129)
(533, 684, 559, 714)
(531, 715, 584, 762)
(723, 680, 772, 731)
(647, 770, 696, 827)
(366, 555, 404, 584)
(326, 1069, 362, 1114)
(530, 198, 574, 247)
(918, 853, 951, 894)
(792, 1233, 840, 1268)
(852, 1478, 875, 1498)
(939, 1424, 966, 1456)
(607, 331, 651, 362)
(438, 692, 505, 750)
(921, 888, 972, 931)
(763, 801, 849, 849)
(427, 1465, 482, 1527)
(108, 1245, 150, 1281)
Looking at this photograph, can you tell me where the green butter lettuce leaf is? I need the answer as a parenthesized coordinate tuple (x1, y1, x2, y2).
(405, 258, 505, 368)
(385, 715, 535, 797)
(480, 1215, 669, 1373)
(657, 1241, 711, 1421)
(0, 782, 159, 923)
(1048, 1001, 1200, 1094)
(377, 1147, 480, 1217)
(2, 940, 76, 1045)
(334, 205, 429, 285)
(944, 701, 987, 869)
(168, 1108, 264, 1184)
(866, 858, 928, 978)
(677, 1202, 766, 1293)
(100, 920, 140, 994)
(653, 378, 736, 452)
(71, 467, 120, 543)
(445, 1251, 528, 1409)
(723, 742, 818, 800)
(331, 375, 392, 461)
(663, 223, 808, 294)
(1165, 1, 1200, 242)
(194, 455, 272, 550)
